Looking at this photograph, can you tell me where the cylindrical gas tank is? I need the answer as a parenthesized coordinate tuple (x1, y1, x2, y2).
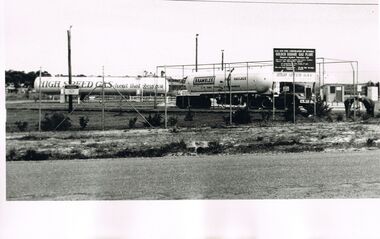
(33, 76, 168, 95)
(186, 70, 272, 93)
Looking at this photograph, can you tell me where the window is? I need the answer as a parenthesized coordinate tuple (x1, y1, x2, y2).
(330, 86, 336, 94)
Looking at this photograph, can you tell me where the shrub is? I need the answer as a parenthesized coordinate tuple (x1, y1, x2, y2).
(362, 113, 371, 121)
(168, 116, 178, 126)
(41, 112, 71, 131)
(315, 99, 332, 118)
(128, 117, 138, 128)
(6, 149, 17, 161)
(143, 113, 162, 127)
(233, 108, 251, 124)
(22, 149, 50, 161)
(79, 116, 89, 130)
(184, 109, 194, 121)
(223, 108, 251, 125)
(366, 138, 376, 147)
(15, 121, 28, 131)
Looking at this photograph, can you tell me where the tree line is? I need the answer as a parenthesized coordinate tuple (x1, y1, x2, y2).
(5, 70, 51, 88)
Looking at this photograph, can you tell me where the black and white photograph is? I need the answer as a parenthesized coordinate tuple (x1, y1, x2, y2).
(1, 0, 380, 238)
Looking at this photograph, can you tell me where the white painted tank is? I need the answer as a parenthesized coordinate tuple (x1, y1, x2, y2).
(185, 70, 273, 93)
(33, 76, 169, 95)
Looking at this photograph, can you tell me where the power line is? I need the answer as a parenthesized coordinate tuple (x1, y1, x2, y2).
(166, 0, 378, 6)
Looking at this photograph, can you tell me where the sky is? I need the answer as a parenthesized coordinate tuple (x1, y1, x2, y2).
(4, 0, 380, 82)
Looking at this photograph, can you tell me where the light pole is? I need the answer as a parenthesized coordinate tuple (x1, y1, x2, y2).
(195, 34, 199, 72)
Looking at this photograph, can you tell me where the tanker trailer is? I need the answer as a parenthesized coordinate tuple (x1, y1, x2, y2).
(176, 69, 274, 109)
(33, 76, 169, 98)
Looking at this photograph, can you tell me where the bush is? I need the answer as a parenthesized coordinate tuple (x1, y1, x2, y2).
(168, 116, 178, 126)
(143, 113, 162, 127)
(336, 114, 344, 122)
(22, 149, 50, 161)
(362, 113, 371, 121)
(366, 138, 375, 147)
(6, 149, 17, 161)
(315, 98, 332, 118)
(15, 121, 28, 131)
(233, 108, 251, 124)
(128, 117, 138, 128)
(79, 116, 89, 130)
(184, 109, 194, 121)
(223, 108, 252, 125)
(41, 112, 71, 131)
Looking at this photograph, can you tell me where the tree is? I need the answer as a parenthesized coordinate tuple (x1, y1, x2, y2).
(5, 70, 51, 89)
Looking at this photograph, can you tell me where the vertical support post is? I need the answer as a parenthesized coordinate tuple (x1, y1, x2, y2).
(195, 34, 199, 72)
(322, 57, 325, 86)
(164, 66, 167, 129)
(67, 26, 73, 113)
(212, 64, 215, 108)
(350, 62, 356, 121)
(182, 65, 185, 108)
(229, 65, 233, 126)
(291, 61, 296, 124)
(221, 50, 224, 71)
(102, 66, 105, 131)
(154, 67, 158, 109)
(272, 82, 275, 120)
(246, 62, 249, 108)
(313, 82, 316, 117)
(38, 67, 42, 133)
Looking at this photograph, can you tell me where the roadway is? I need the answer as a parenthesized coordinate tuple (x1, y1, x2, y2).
(6, 150, 380, 200)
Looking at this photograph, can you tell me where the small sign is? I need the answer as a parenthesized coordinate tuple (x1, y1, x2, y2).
(64, 84, 80, 89)
(273, 48, 316, 72)
(193, 76, 215, 85)
(64, 88, 79, 95)
(283, 86, 290, 92)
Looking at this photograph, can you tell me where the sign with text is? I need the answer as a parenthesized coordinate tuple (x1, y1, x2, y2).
(273, 48, 316, 72)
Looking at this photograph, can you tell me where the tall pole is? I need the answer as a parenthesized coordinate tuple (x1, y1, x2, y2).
(246, 62, 249, 107)
(195, 34, 199, 72)
(38, 67, 42, 133)
(67, 26, 73, 113)
(221, 50, 224, 71)
(102, 66, 105, 131)
(154, 67, 158, 109)
(291, 61, 296, 124)
(164, 66, 167, 129)
(352, 62, 356, 121)
(272, 82, 275, 120)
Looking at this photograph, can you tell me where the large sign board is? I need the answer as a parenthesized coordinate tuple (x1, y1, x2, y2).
(273, 48, 316, 72)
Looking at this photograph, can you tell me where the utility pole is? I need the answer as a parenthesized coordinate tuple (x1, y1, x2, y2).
(291, 61, 296, 124)
(67, 26, 73, 113)
(195, 34, 199, 72)
(164, 66, 167, 129)
(38, 67, 42, 133)
(221, 49, 224, 71)
(102, 66, 105, 131)
(228, 68, 235, 125)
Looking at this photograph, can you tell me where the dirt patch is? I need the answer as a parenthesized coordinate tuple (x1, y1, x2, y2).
(6, 122, 380, 161)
